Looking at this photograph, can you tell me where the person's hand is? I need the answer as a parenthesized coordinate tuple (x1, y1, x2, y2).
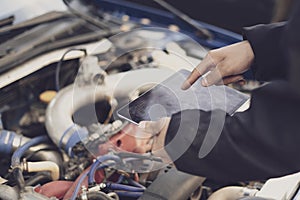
(181, 40, 255, 89)
(139, 118, 172, 162)
(139, 117, 170, 136)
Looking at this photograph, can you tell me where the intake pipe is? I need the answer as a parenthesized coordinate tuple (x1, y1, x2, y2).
(45, 68, 172, 155)
(0, 131, 63, 167)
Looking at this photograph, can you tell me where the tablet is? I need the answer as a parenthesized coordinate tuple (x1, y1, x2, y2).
(117, 69, 249, 124)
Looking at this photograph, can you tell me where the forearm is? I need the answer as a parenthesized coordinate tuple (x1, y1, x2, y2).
(165, 82, 300, 182)
(164, 109, 259, 182)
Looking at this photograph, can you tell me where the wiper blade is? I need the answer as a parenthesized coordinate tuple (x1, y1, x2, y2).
(0, 11, 71, 35)
(0, 27, 121, 74)
(152, 0, 213, 40)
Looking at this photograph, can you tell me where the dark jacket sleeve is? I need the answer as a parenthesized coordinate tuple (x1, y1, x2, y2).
(286, 1, 300, 95)
(165, 82, 300, 183)
(243, 22, 289, 81)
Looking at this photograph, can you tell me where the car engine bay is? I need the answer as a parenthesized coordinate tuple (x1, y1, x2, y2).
(0, 0, 299, 200)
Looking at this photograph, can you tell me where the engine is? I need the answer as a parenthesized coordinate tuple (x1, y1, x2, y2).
(1, 1, 293, 200)
(0, 23, 213, 199)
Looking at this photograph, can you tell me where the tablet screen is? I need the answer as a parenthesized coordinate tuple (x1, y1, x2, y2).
(117, 69, 249, 124)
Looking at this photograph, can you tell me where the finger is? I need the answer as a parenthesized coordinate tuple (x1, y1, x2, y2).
(138, 118, 168, 135)
(202, 68, 222, 87)
(223, 75, 244, 85)
(181, 68, 202, 90)
(215, 75, 244, 85)
(237, 79, 246, 86)
(181, 54, 215, 90)
(202, 61, 232, 86)
(133, 143, 153, 153)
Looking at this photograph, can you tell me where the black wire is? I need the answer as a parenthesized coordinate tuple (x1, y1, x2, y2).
(12, 167, 25, 193)
(25, 172, 52, 186)
(55, 48, 87, 91)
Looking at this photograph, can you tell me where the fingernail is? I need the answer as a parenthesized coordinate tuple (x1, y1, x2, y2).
(181, 82, 189, 90)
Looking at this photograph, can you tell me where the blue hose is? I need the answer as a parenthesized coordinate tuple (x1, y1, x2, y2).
(71, 163, 114, 200)
(116, 191, 143, 198)
(117, 175, 146, 189)
(88, 155, 121, 184)
(127, 178, 146, 189)
(116, 175, 125, 184)
(107, 183, 145, 192)
(70, 171, 89, 200)
(0, 130, 16, 154)
(11, 135, 48, 168)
